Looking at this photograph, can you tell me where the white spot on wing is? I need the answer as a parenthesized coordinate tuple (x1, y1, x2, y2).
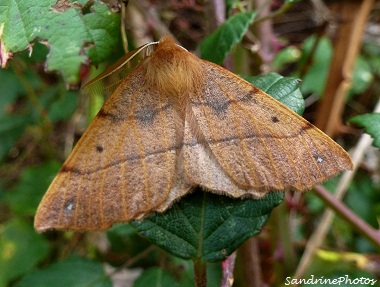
(66, 203, 74, 211)
(316, 156, 324, 163)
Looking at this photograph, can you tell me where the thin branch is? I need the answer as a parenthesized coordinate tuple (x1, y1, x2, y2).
(253, 1, 293, 26)
(210, 0, 226, 27)
(313, 184, 380, 248)
(220, 252, 237, 287)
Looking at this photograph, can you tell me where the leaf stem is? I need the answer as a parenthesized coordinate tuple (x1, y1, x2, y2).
(253, 1, 293, 25)
(313, 184, 380, 248)
(193, 259, 207, 287)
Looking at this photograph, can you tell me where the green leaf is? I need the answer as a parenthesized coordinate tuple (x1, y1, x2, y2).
(298, 36, 333, 98)
(350, 56, 373, 97)
(133, 267, 180, 287)
(272, 45, 301, 71)
(6, 162, 61, 215)
(131, 190, 284, 262)
(243, 73, 305, 115)
(225, 0, 238, 16)
(0, 0, 119, 85)
(349, 113, 380, 148)
(0, 218, 50, 287)
(15, 256, 112, 287)
(200, 11, 256, 64)
(362, 42, 380, 77)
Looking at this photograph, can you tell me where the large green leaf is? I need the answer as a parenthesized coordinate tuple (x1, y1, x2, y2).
(200, 11, 256, 64)
(244, 72, 304, 115)
(349, 113, 380, 148)
(0, 0, 119, 85)
(15, 256, 112, 287)
(0, 218, 50, 287)
(132, 190, 284, 262)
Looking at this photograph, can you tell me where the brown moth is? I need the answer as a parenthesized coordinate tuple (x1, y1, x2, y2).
(34, 36, 353, 232)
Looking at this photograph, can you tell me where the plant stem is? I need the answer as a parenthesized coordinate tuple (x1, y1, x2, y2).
(254, 1, 293, 25)
(193, 259, 207, 287)
(313, 184, 380, 249)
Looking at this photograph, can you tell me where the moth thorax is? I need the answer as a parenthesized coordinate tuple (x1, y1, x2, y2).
(144, 47, 204, 100)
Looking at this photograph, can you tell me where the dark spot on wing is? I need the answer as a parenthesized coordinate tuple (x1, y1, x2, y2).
(96, 145, 104, 153)
(133, 109, 158, 125)
(132, 104, 172, 126)
(271, 116, 279, 123)
(302, 121, 314, 129)
(97, 109, 124, 122)
(206, 101, 231, 115)
(60, 166, 81, 175)
(192, 89, 256, 118)
(240, 91, 255, 103)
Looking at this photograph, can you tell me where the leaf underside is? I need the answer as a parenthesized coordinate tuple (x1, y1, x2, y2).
(132, 189, 284, 262)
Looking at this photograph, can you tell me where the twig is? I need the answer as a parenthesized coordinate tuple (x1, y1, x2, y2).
(120, 1, 128, 52)
(220, 252, 237, 287)
(254, 0, 277, 68)
(209, 0, 226, 27)
(253, 1, 293, 26)
(313, 184, 380, 248)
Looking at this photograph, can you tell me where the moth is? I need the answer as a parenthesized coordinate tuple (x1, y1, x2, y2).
(34, 36, 353, 231)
